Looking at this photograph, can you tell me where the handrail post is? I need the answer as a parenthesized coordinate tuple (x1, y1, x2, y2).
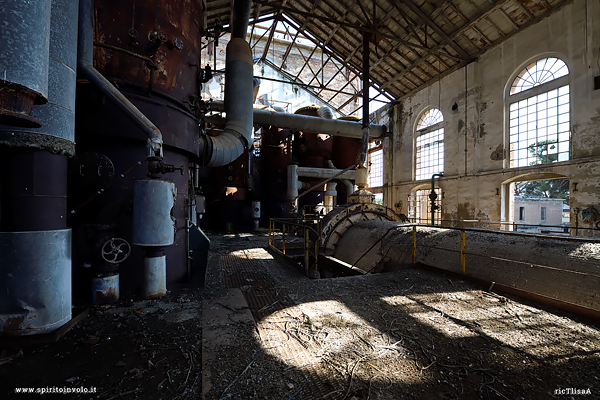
(282, 223, 286, 255)
(412, 225, 417, 263)
(460, 230, 466, 274)
(304, 228, 309, 274)
(268, 219, 272, 246)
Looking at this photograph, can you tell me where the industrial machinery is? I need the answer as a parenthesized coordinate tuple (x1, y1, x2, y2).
(0, 0, 387, 336)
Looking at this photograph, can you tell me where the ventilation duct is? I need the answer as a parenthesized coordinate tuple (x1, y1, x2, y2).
(205, 0, 253, 167)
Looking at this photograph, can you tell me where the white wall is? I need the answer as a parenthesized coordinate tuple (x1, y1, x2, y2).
(377, 0, 600, 236)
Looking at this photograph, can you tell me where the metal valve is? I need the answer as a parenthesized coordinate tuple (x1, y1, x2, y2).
(101, 238, 131, 264)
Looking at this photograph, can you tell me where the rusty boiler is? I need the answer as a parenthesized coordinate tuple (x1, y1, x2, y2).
(259, 126, 293, 219)
(292, 106, 333, 212)
(73, 0, 205, 294)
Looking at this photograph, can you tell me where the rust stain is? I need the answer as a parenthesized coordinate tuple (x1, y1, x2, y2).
(95, 287, 119, 304)
(146, 293, 166, 299)
(4, 316, 25, 332)
(457, 202, 474, 220)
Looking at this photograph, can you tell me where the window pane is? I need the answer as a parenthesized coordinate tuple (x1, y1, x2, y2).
(509, 82, 570, 166)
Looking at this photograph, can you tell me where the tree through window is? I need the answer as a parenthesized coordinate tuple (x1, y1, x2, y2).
(508, 58, 570, 168)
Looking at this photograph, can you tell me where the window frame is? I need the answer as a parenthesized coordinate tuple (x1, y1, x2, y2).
(368, 140, 384, 188)
(414, 108, 445, 181)
(506, 57, 571, 169)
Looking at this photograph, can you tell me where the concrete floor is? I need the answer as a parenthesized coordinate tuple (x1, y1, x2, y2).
(201, 232, 600, 400)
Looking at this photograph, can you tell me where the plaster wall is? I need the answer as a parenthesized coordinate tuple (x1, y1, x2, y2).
(375, 0, 600, 236)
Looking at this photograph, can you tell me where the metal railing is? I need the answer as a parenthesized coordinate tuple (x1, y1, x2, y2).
(406, 224, 600, 275)
(408, 218, 596, 237)
(268, 217, 321, 276)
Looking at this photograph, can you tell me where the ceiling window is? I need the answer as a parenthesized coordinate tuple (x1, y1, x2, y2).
(415, 108, 444, 181)
(508, 58, 570, 168)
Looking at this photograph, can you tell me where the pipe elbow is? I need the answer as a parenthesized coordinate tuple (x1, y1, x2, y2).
(205, 129, 245, 167)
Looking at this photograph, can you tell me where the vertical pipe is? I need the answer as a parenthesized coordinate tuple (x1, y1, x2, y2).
(460, 230, 466, 274)
(359, 33, 371, 168)
(412, 225, 417, 263)
(430, 173, 443, 225)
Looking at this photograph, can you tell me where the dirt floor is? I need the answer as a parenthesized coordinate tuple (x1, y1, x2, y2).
(1, 232, 600, 400)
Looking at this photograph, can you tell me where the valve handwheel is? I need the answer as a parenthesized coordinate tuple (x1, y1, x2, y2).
(101, 238, 131, 264)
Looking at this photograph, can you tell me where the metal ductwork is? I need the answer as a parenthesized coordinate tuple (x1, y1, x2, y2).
(205, 0, 254, 167)
(77, 0, 163, 158)
(317, 106, 334, 120)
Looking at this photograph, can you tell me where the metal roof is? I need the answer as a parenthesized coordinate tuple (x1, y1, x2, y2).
(206, 0, 572, 114)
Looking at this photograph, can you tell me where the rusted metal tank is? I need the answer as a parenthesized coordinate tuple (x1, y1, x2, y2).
(92, 0, 204, 105)
(292, 106, 333, 212)
(332, 116, 362, 204)
(74, 0, 204, 292)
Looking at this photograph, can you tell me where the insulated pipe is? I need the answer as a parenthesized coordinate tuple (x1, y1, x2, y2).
(297, 166, 356, 180)
(231, 0, 253, 39)
(317, 106, 334, 120)
(205, 39, 254, 166)
(359, 33, 371, 167)
(327, 159, 354, 197)
(205, 104, 386, 139)
(287, 164, 300, 211)
(77, 0, 162, 158)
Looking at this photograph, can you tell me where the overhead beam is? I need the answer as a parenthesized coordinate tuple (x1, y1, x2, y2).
(397, 0, 471, 61)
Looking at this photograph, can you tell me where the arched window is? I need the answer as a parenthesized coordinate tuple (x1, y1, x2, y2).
(415, 108, 444, 180)
(508, 57, 570, 168)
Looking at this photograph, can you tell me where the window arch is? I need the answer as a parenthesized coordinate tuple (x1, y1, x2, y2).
(415, 108, 444, 180)
(508, 57, 570, 168)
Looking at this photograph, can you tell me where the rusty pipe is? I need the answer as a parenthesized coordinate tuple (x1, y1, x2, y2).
(78, 0, 162, 158)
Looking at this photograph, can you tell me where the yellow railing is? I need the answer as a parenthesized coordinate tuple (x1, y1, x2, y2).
(269, 217, 321, 276)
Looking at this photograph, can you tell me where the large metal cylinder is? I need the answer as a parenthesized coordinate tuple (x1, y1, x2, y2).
(0, 0, 78, 153)
(0, 0, 51, 127)
(144, 255, 167, 298)
(1, 149, 68, 232)
(0, 229, 72, 335)
(93, 0, 203, 103)
(132, 179, 176, 247)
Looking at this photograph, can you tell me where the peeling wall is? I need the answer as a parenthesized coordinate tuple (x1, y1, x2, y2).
(375, 0, 600, 237)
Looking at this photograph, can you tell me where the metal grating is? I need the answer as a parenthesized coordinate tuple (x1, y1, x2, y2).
(219, 249, 345, 398)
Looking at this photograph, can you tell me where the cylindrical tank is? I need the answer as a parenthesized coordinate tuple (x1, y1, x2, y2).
(92, 273, 120, 304)
(0, 0, 78, 335)
(133, 179, 176, 247)
(0, 230, 71, 336)
(0, 0, 78, 153)
(144, 254, 167, 298)
(0, 0, 51, 127)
